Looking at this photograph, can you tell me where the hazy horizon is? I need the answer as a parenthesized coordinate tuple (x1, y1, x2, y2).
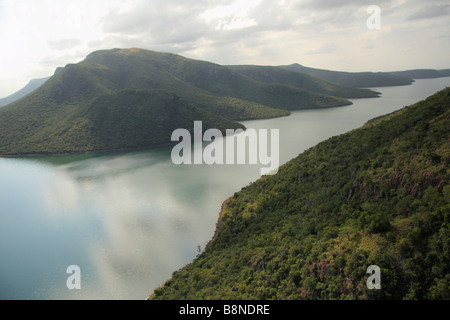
(1, 0, 449, 97)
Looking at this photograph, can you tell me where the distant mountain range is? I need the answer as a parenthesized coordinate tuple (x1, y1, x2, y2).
(0, 77, 50, 108)
(3, 57, 449, 110)
(281, 64, 450, 88)
(389, 69, 450, 80)
(0, 48, 448, 156)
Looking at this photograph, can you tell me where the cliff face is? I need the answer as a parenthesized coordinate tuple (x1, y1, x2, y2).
(150, 88, 450, 300)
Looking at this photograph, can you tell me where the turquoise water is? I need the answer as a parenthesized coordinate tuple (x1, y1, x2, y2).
(0, 77, 449, 299)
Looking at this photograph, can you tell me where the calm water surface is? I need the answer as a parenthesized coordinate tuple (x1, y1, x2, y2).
(0, 78, 449, 299)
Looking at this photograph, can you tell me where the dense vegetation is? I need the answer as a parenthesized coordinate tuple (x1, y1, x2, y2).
(0, 89, 243, 155)
(0, 48, 382, 156)
(151, 88, 450, 300)
(79, 48, 361, 115)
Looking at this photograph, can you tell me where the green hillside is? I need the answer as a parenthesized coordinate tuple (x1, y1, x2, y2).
(0, 89, 244, 155)
(0, 48, 380, 156)
(150, 88, 450, 300)
(282, 63, 414, 88)
(228, 65, 380, 98)
(81, 48, 355, 115)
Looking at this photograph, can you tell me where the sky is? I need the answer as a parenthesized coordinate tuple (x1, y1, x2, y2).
(0, 0, 449, 98)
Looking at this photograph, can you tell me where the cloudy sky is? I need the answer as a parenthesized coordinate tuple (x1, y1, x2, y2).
(0, 0, 449, 98)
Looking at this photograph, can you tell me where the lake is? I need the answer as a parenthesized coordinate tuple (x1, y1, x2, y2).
(0, 77, 449, 299)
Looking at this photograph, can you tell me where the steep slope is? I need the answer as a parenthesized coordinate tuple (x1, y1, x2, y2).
(81, 48, 354, 115)
(0, 48, 380, 156)
(282, 63, 414, 88)
(0, 89, 244, 155)
(150, 88, 450, 300)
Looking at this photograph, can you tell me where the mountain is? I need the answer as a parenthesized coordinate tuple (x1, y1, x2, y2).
(0, 88, 244, 156)
(78, 48, 361, 115)
(0, 76, 50, 108)
(228, 65, 380, 98)
(150, 87, 450, 300)
(389, 69, 450, 80)
(0, 48, 379, 156)
(282, 63, 414, 88)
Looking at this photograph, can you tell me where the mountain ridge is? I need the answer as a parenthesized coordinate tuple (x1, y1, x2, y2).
(281, 63, 414, 88)
(282, 63, 450, 89)
(3, 51, 449, 109)
(3, 48, 447, 157)
(0, 48, 379, 156)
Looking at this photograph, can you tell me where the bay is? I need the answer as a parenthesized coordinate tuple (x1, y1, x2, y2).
(0, 77, 449, 299)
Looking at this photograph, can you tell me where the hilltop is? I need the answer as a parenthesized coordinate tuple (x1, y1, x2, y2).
(0, 48, 379, 156)
(150, 87, 450, 300)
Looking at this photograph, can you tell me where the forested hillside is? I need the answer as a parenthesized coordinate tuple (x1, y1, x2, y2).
(0, 89, 244, 155)
(0, 48, 378, 156)
(151, 88, 450, 300)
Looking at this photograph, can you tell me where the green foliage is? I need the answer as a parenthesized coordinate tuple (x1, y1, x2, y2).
(150, 88, 450, 300)
(0, 48, 378, 155)
(0, 89, 244, 155)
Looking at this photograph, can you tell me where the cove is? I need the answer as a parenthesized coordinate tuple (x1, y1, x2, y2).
(0, 77, 449, 300)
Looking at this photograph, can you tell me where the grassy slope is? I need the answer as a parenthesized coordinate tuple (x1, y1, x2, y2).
(150, 88, 450, 300)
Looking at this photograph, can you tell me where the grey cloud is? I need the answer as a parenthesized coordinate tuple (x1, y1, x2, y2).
(99, 0, 297, 57)
(407, 3, 450, 20)
(298, 0, 357, 10)
(298, 0, 393, 10)
(101, 0, 211, 42)
(100, 0, 230, 40)
(247, 0, 296, 31)
(82, 0, 450, 69)
(306, 42, 337, 54)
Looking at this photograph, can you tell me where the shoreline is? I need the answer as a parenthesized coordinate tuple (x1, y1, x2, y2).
(0, 97, 378, 160)
(0, 142, 178, 159)
(147, 195, 233, 300)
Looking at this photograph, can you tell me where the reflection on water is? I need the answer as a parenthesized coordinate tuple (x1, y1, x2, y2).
(0, 77, 449, 299)
(0, 146, 261, 300)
